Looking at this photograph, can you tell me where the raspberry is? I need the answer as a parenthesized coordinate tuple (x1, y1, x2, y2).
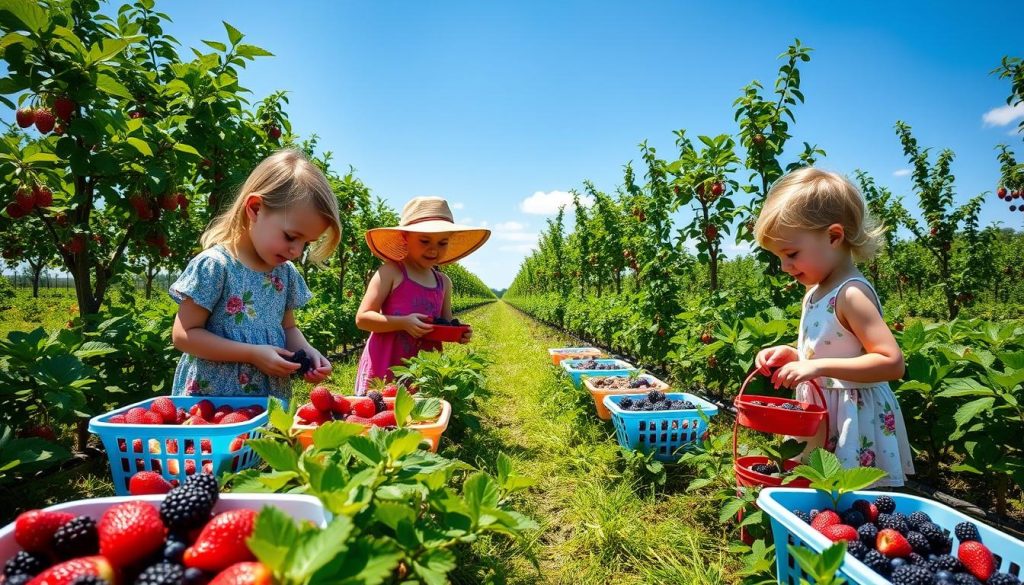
(907, 511, 931, 529)
(160, 486, 215, 531)
(875, 495, 896, 514)
(891, 564, 933, 585)
(52, 515, 99, 559)
(3, 551, 47, 578)
(135, 561, 185, 585)
(954, 521, 980, 543)
(183, 473, 219, 503)
(857, 523, 878, 546)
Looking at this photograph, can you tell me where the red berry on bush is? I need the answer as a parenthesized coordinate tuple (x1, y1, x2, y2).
(34, 108, 55, 133)
(15, 107, 35, 128)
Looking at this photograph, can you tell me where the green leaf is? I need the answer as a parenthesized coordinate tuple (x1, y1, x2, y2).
(410, 397, 442, 422)
(837, 467, 888, 492)
(267, 398, 293, 434)
(223, 21, 244, 45)
(412, 548, 457, 585)
(463, 472, 499, 522)
(23, 152, 59, 164)
(288, 516, 354, 580)
(394, 386, 413, 428)
(125, 137, 153, 156)
(954, 397, 995, 429)
(374, 502, 416, 531)
(247, 506, 299, 573)
(171, 142, 200, 157)
(246, 439, 299, 472)
(94, 72, 133, 99)
(0, 0, 48, 34)
(311, 421, 363, 451)
(86, 38, 130, 66)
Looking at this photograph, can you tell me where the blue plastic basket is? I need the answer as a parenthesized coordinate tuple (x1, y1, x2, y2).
(603, 392, 719, 461)
(758, 488, 1024, 585)
(88, 396, 273, 495)
(561, 358, 636, 388)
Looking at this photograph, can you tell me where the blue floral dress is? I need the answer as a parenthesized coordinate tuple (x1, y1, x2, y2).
(169, 245, 312, 400)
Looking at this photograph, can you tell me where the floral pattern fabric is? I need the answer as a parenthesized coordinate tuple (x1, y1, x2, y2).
(793, 277, 915, 487)
(168, 245, 312, 401)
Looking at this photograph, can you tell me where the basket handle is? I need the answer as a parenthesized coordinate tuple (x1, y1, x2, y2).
(732, 368, 829, 462)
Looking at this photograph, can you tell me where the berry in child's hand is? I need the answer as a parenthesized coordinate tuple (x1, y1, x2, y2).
(285, 349, 313, 377)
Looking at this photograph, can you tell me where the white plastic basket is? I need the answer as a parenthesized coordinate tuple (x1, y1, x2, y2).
(0, 493, 328, 567)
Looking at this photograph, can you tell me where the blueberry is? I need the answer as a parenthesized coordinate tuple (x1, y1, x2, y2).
(163, 540, 187, 563)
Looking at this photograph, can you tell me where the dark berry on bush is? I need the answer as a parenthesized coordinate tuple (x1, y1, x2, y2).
(954, 521, 980, 543)
(183, 473, 219, 503)
(841, 509, 866, 528)
(929, 555, 963, 573)
(619, 397, 634, 409)
(160, 485, 215, 531)
(846, 539, 868, 560)
(862, 550, 891, 576)
(890, 564, 933, 585)
(135, 561, 185, 585)
(907, 511, 931, 529)
(4, 551, 47, 578)
(987, 573, 1022, 585)
(875, 495, 896, 514)
(183, 568, 206, 585)
(52, 515, 98, 560)
(906, 531, 931, 555)
(793, 510, 810, 524)
(5, 575, 32, 585)
(858, 523, 878, 547)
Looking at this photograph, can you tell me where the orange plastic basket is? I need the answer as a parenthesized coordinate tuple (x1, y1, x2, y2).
(293, 399, 451, 452)
(548, 347, 605, 365)
(584, 374, 670, 420)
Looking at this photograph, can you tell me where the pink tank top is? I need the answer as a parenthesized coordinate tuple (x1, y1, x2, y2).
(354, 262, 444, 394)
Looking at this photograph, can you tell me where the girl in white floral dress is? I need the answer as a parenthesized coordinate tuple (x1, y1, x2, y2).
(170, 149, 342, 401)
(751, 167, 914, 487)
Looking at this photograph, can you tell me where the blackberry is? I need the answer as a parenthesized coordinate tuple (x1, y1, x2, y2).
(840, 509, 866, 528)
(4, 551, 47, 578)
(857, 523, 878, 547)
(652, 401, 671, 411)
(286, 349, 313, 376)
(5, 575, 31, 585)
(874, 495, 896, 514)
(647, 390, 666, 403)
(907, 511, 931, 529)
(751, 400, 766, 406)
(634, 400, 651, 411)
(862, 550, 891, 577)
(619, 397, 634, 410)
(809, 509, 821, 520)
(680, 401, 695, 409)
(135, 561, 185, 585)
(846, 539, 868, 560)
(952, 574, 983, 585)
(928, 554, 962, 573)
(52, 515, 98, 560)
(890, 564, 933, 585)
(878, 513, 909, 535)
(780, 402, 800, 410)
(906, 531, 931, 555)
(183, 568, 206, 585)
(953, 521, 980, 543)
(69, 578, 111, 585)
(183, 473, 219, 503)
(907, 552, 926, 566)
(988, 573, 1023, 585)
(793, 510, 810, 524)
(919, 522, 947, 547)
(751, 463, 779, 475)
(160, 485, 215, 531)
(366, 391, 383, 403)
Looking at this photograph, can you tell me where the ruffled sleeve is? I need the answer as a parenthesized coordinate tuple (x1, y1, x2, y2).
(285, 262, 313, 310)
(169, 249, 227, 311)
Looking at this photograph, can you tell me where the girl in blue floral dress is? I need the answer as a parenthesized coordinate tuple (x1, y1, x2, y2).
(752, 167, 915, 487)
(169, 149, 342, 401)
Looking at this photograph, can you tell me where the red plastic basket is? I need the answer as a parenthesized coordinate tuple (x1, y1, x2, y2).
(733, 369, 828, 437)
(422, 324, 469, 342)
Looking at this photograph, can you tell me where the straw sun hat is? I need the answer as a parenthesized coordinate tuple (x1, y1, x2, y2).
(365, 197, 491, 265)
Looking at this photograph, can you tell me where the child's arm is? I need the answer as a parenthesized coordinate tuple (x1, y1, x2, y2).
(282, 309, 331, 383)
(355, 264, 434, 337)
(438, 272, 472, 344)
(172, 297, 300, 377)
(772, 283, 905, 389)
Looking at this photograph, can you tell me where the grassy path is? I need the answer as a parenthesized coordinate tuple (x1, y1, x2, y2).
(453, 301, 739, 584)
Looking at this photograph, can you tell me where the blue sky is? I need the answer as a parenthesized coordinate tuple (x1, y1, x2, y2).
(161, 2, 1020, 287)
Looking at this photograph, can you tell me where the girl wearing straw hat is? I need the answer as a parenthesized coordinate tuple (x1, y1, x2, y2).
(354, 197, 490, 395)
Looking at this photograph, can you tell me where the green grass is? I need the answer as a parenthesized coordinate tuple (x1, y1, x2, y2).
(0, 287, 80, 338)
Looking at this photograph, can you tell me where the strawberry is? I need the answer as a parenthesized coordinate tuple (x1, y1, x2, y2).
(191, 401, 217, 424)
(351, 398, 376, 418)
(852, 499, 879, 523)
(819, 524, 858, 542)
(183, 509, 258, 572)
(229, 437, 245, 451)
(184, 415, 210, 425)
(309, 386, 333, 411)
(957, 540, 995, 581)
(142, 411, 164, 425)
(330, 395, 351, 416)
(160, 193, 179, 211)
(876, 528, 912, 558)
(129, 471, 173, 495)
(34, 108, 55, 134)
(202, 438, 212, 453)
(381, 384, 399, 398)
(53, 96, 74, 122)
(220, 412, 250, 425)
(248, 405, 265, 415)
(213, 411, 227, 424)
(370, 411, 397, 428)
(108, 414, 126, 424)
(215, 405, 234, 417)
(16, 107, 35, 128)
(124, 407, 148, 425)
(208, 562, 273, 585)
(176, 408, 188, 424)
(98, 500, 166, 567)
(345, 415, 371, 426)
(26, 555, 114, 585)
(297, 403, 325, 423)
(810, 509, 840, 532)
(15, 510, 75, 552)
(150, 397, 178, 423)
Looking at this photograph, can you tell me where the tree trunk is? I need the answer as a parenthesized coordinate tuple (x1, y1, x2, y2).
(30, 261, 42, 298)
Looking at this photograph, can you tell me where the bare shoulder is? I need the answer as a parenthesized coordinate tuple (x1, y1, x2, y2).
(438, 271, 452, 289)
(837, 279, 881, 316)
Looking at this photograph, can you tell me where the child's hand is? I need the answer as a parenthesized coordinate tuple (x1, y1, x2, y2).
(250, 345, 301, 377)
(302, 346, 332, 383)
(755, 345, 799, 374)
(771, 361, 820, 389)
(459, 326, 473, 344)
(403, 313, 434, 338)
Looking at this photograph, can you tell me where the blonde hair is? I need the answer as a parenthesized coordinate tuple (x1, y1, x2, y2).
(754, 167, 884, 262)
(201, 149, 341, 264)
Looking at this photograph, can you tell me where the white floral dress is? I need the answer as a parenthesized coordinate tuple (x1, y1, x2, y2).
(795, 277, 915, 487)
(168, 245, 312, 401)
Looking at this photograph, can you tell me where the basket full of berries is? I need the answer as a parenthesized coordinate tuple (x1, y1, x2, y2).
(421, 317, 470, 343)
(584, 372, 670, 420)
(548, 347, 606, 366)
(603, 392, 719, 461)
(88, 396, 274, 496)
(733, 369, 828, 437)
(561, 358, 637, 388)
(0, 474, 326, 585)
(758, 487, 1024, 585)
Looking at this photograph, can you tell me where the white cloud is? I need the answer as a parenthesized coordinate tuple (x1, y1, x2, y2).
(494, 221, 525, 231)
(450, 202, 465, 210)
(893, 169, 911, 177)
(982, 103, 1024, 127)
(495, 232, 538, 242)
(519, 190, 594, 215)
(479, 220, 489, 228)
